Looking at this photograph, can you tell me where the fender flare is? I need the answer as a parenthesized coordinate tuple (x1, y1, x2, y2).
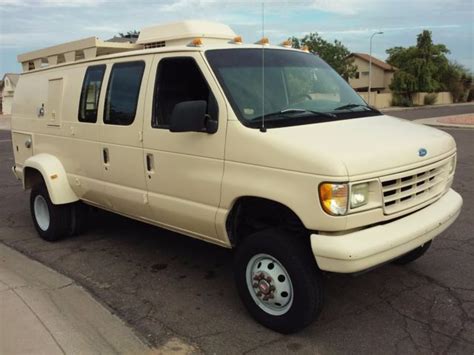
(23, 153, 79, 205)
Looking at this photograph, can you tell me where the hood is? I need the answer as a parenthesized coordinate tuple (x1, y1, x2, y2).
(226, 115, 456, 178)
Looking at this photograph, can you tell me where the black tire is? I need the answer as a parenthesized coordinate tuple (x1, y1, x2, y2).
(69, 202, 89, 236)
(234, 228, 324, 334)
(393, 241, 432, 265)
(30, 184, 72, 242)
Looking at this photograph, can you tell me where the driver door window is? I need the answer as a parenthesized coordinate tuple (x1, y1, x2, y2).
(152, 57, 217, 129)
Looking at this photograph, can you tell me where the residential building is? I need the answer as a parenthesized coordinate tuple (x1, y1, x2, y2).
(349, 53, 396, 93)
(1, 73, 20, 114)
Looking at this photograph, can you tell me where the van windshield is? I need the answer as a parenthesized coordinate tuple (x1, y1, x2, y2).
(205, 48, 381, 128)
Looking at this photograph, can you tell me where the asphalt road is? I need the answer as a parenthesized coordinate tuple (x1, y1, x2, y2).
(1, 105, 473, 354)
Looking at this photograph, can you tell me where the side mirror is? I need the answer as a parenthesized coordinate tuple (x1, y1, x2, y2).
(169, 100, 217, 134)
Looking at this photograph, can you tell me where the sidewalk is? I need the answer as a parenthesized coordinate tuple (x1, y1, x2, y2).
(414, 113, 474, 129)
(382, 101, 474, 112)
(0, 243, 160, 354)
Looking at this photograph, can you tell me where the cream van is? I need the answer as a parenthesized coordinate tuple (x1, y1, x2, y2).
(11, 21, 462, 333)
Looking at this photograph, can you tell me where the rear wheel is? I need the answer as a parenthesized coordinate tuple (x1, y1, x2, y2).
(393, 241, 432, 265)
(234, 228, 324, 333)
(30, 184, 72, 242)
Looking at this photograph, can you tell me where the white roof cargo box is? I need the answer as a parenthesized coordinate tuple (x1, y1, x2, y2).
(17, 37, 140, 72)
(17, 21, 238, 72)
(137, 20, 236, 48)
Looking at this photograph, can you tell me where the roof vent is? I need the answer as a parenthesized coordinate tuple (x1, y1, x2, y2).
(144, 41, 166, 49)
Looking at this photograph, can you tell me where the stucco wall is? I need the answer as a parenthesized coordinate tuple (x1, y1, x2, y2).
(2, 96, 13, 114)
(358, 91, 454, 109)
(349, 57, 386, 90)
(359, 92, 393, 108)
(411, 92, 453, 106)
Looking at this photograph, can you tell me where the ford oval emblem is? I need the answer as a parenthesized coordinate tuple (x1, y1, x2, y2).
(418, 148, 427, 157)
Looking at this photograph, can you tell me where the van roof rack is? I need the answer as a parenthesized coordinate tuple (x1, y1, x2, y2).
(17, 21, 237, 72)
(17, 36, 141, 72)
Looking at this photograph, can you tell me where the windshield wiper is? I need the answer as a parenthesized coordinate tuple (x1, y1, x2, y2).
(333, 103, 375, 111)
(251, 108, 336, 122)
(279, 108, 336, 118)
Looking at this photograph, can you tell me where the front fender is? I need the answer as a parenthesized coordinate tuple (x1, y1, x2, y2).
(24, 154, 79, 205)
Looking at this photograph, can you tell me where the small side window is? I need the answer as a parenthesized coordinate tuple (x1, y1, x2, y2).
(104, 61, 145, 126)
(78, 65, 106, 123)
(153, 57, 217, 129)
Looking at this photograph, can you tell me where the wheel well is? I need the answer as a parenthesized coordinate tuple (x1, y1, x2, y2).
(23, 167, 44, 190)
(226, 197, 307, 247)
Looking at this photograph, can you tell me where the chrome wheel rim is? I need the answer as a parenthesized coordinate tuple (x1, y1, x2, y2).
(246, 253, 293, 316)
(34, 195, 50, 231)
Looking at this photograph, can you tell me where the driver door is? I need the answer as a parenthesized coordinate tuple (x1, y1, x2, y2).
(142, 53, 227, 243)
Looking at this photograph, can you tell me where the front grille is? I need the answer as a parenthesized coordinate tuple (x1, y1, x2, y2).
(381, 158, 451, 215)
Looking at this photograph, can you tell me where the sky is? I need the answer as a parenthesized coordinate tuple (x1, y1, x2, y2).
(0, 0, 473, 75)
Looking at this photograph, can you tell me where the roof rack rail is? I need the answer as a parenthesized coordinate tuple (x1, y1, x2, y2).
(17, 37, 142, 72)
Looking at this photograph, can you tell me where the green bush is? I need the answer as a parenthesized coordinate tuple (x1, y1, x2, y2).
(391, 94, 413, 107)
(423, 93, 438, 105)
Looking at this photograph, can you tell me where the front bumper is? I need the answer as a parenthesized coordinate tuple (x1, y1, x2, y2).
(311, 188, 463, 273)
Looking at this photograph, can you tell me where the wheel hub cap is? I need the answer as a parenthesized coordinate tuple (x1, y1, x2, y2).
(34, 195, 50, 231)
(246, 254, 293, 316)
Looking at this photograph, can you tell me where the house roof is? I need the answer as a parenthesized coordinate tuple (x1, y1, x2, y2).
(350, 53, 396, 71)
(2, 73, 20, 87)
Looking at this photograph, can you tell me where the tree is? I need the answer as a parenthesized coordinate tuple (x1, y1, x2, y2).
(118, 30, 140, 39)
(290, 33, 357, 80)
(439, 61, 473, 102)
(387, 30, 453, 99)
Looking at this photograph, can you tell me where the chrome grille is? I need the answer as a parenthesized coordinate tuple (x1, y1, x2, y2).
(381, 158, 451, 215)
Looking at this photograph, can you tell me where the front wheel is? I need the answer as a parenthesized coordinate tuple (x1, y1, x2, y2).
(234, 228, 324, 334)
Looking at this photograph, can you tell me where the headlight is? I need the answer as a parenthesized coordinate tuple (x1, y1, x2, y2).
(319, 183, 348, 215)
(350, 183, 369, 209)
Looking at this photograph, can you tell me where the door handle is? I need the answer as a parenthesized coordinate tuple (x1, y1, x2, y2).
(146, 153, 154, 172)
(103, 148, 109, 164)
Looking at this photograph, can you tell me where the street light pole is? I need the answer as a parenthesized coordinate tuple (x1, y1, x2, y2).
(368, 31, 383, 106)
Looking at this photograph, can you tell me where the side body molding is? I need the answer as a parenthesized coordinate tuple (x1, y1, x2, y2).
(23, 153, 79, 205)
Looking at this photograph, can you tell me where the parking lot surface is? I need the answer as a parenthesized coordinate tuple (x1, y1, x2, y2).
(1, 106, 473, 354)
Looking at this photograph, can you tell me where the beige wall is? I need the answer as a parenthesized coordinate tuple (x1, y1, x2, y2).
(349, 57, 386, 91)
(349, 57, 394, 93)
(358, 91, 454, 109)
(2, 96, 13, 114)
(359, 92, 393, 108)
(411, 92, 453, 106)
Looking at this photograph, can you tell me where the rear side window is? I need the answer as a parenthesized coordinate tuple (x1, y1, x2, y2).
(78, 65, 105, 123)
(153, 57, 216, 128)
(104, 61, 145, 125)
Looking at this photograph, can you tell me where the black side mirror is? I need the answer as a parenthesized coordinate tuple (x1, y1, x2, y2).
(169, 100, 217, 134)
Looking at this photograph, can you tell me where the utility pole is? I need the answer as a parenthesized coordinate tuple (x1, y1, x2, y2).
(368, 31, 383, 105)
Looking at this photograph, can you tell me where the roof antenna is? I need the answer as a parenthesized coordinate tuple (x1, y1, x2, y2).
(260, 1, 267, 133)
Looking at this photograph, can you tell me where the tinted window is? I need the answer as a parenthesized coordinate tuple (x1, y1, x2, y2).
(104, 61, 145, 125)
(153, 57, 216, 128)
(78, 65, 105, 122)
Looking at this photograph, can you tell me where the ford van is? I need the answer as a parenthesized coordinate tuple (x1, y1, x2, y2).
(10, 21, 463, 333)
